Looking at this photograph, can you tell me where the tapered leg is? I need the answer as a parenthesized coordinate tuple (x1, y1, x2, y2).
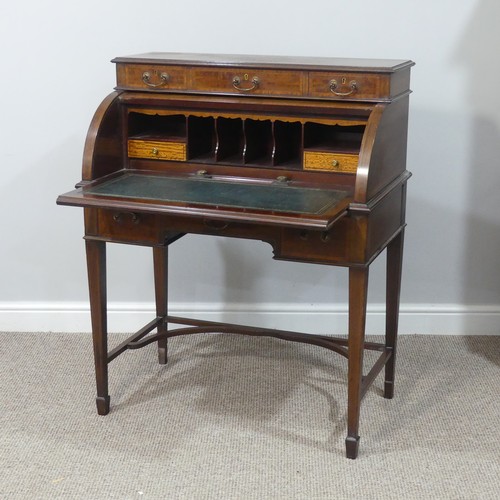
(346, 266, 369, 459)
(384, 230, 405, 399)
(153, 246, 169, 364)
(85, 240, 110, 415)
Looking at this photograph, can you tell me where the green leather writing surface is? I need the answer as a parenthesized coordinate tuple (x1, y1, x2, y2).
(87, 173, 348, 215)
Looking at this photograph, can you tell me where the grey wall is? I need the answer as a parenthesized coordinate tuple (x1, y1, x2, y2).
(1, 0, 499, 333)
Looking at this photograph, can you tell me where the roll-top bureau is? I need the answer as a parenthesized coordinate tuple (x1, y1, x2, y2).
(57, 53, 414, 459)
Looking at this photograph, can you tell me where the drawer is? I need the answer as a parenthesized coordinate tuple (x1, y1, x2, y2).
(128, 139, 186, 161)
(279, 225, 348, 264)
(303, 151, 358, 173)
(190, 67, 305, 97)
(308, 71, 391, 100)
(92, 210, 277, 246)
(115, 63, 188, 91)
(95, 210, 167, 245)
(278, 217, 366, 265)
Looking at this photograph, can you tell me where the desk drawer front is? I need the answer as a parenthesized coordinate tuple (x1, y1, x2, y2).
(308, 72, 390, 100)
(94, 210, 166, 245)
(189, 68, 305, 97)
(116, 63, 406, 102)
(304, 152, 358, 173)
(91, 210, 278, 246)
(278, 217, 366, 265)
(116, 64, 188, 91)
(128, 139, 187, 161)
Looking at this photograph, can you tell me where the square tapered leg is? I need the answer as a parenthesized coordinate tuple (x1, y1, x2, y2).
(384, 230, 404, 399)
(346, 266, 369, 459)
(153, 246, 169, 364)
(86, 239, 110, 415)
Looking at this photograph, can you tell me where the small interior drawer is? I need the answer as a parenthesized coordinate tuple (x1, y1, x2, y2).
(304, 151, 358, 173)
(128, 139, 187, 161)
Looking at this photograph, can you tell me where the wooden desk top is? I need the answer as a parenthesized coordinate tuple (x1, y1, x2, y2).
(112, 52, 414, 73)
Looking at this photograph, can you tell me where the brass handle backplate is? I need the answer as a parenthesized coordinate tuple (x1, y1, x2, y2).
(232, 75, 260, 92)
(142, 71, 169, 88)
(329, 79, 358, 96)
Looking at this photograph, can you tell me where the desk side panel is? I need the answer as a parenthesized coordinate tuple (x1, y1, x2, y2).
(365, 182, 407, 262)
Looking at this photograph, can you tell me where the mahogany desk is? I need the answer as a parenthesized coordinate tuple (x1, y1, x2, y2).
(57, 53, 414, 459)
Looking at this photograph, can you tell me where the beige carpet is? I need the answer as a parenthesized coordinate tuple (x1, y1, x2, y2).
(0, 332, 499, 499)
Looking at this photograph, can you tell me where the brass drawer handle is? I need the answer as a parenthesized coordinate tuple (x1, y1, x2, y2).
(232, 75, 260, 92)
(113, 212, 140, 224)
(142, 71, 169, 88)
(329, 79, 358, 96)
(204, 219, 229, 230)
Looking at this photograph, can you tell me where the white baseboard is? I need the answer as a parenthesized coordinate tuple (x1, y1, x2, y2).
(0, 302, 499, 335)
